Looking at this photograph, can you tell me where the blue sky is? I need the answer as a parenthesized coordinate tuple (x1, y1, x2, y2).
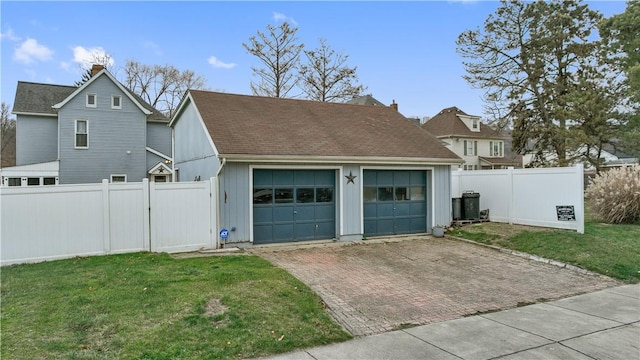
(0, 1, 627, 120)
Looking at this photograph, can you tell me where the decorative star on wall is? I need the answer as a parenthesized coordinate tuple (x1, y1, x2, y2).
(345, 171, 357, 184)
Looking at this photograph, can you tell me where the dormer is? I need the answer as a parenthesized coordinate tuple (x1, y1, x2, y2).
(457, 114, 481, 132)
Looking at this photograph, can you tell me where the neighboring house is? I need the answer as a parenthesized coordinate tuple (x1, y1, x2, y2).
(348, 95, 421, 126)
(522, 146, 639, 170)
(421, 106, 521, 170)
(1, 65, 172, 186)
(170, 90, 462, 245)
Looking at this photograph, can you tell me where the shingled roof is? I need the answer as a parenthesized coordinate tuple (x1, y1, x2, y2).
(422, 106, 503, 139)
(13, 75, 168, 123)
(185, 90, 461, 162)
(13, 82, 76, 115)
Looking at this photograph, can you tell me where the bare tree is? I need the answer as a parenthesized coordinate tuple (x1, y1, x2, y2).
(298, 38, 366, 102)
(243, 22, 304, 98)
(122, 59, 207, 118)
(74, 53, 114, 86)
(1, 102, 16, 167)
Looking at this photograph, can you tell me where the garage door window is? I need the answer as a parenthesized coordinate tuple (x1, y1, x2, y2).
(254, 188, 273, 204)
(275, 189, 293, 203)
(316, 188, 333, 202)
(411, 186, 425, 200)
(297, 188, 314, 203)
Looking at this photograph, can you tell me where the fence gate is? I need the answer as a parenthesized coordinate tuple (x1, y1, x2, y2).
(149, 179, 216, 253)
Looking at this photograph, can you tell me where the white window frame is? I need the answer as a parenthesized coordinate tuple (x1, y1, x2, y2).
(464, 140, 477, 156)
(86, 93, 97, 108)
(111, 95, 122, 109)
(75, 120, 89, 149)
(110, 174, 127, 183)
(472, 119, 478, 129)
(490, 141, 504, 157)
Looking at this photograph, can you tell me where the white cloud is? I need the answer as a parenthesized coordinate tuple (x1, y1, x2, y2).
(208, 56, 236, 69)
(273, 12, 297, 25)
(14, 38, 53, 64)
(1, 28, 20, 41)
(71, 46, 114, 68)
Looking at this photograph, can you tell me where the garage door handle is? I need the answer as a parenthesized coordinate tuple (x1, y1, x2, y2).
(293, 210, 298, 214)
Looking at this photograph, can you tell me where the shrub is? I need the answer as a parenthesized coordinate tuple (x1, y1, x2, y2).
(586, 166, 640, 224)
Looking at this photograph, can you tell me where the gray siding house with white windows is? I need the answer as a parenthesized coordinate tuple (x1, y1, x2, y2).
(2, 66, 172, 186)
(170, 90, 462, 246)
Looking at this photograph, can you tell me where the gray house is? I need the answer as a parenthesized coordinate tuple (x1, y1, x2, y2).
(2, 65, 172, 186)
(170, 90, 462, 245)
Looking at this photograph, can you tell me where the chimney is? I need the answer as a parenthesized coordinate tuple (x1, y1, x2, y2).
(91, 64, 105, 77)
(390, 100, 398, 111)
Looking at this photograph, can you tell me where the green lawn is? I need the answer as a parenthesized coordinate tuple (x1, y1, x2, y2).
(448, 220, 640, 283)
(0, 253, 351, 360)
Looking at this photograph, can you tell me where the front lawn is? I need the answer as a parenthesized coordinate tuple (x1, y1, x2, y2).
(448, 220, 640, 283)
(0, 253, 351, 359)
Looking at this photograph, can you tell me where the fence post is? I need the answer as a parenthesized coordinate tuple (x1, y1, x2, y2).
(508, 167, 514, 225)
(148, 178, 156, 251)
(101, 179, 111, 253)
(576, 164, 585, 234)
(210, 177, 218, 249)
(142, 178, 151, 250)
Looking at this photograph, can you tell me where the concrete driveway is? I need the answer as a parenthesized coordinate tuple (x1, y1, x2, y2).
(253, 236, 620, 336)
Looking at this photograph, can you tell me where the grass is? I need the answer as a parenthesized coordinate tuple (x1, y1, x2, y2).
(0, 252, 351, 360)
(448, 219, 640, 283)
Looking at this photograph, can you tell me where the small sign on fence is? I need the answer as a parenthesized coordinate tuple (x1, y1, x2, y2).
(219, 228, 229, 240)
(556, 205, 576, 221)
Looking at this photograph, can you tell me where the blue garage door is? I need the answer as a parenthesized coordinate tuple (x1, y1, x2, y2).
(253, 169, 336, 244)
(363, 170, 427, 236)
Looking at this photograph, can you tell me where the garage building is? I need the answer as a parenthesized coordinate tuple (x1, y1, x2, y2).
(170, 90, 462, 246)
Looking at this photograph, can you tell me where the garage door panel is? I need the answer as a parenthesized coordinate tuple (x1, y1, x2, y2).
(316, 204, 335, 220)
(364, 170, 428, 237)
(254, 225, 273, 243)
(254, 207, 273, 225)
(274, 224, 294, 241)
(395, 203, 411, 216)
(273, 206, 294, 222)
(295, 205, 314, 220)
(254, 169, 336, 244)
(410, 202, 426, 216)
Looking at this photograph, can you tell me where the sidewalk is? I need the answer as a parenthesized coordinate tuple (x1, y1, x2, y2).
(259, 283, 639, 360)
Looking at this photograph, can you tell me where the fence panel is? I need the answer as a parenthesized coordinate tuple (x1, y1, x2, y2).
(149, 179, 216, 253)
(1, 184, 107, 265)
(451, 165, 584, 233)
(1, 178, 217, 266)
(107, 181, 149, 254)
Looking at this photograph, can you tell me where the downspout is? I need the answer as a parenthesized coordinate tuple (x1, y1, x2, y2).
(215, 157, 226, 248)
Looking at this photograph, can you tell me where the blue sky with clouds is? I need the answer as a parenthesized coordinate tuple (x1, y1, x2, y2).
(0, 1, 627, 120)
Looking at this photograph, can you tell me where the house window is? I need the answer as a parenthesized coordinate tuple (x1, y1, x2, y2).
(490, 141, 504, 157)
(75, 120, 88, 148)
(111, 95, 122, 109)
(154, 175, 167, 183)
(464, 164, 478, 171)
(472, 119, 478, 129)
(86, 93, 96, 108)
(464, 140, 477, 156)
(110, 175, 127, 183)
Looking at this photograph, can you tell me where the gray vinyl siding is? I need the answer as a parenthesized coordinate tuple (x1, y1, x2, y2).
(15, 115, 58, 165)
(218, 162, 250, 243)
(146, 152, 165, 171)
(341, 164, 361, 240)
(146, 121, 171, 156)
(57, 76, 147, 184)
(172, 100, 219, 181)
(432, 165, 452, 228)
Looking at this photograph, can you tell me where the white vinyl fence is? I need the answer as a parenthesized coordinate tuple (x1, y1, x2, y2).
(451, 165, 584, 233)
(0, 178, 217, 266)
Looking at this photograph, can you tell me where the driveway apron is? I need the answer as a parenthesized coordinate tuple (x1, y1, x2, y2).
(253, 237, 620, 336)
